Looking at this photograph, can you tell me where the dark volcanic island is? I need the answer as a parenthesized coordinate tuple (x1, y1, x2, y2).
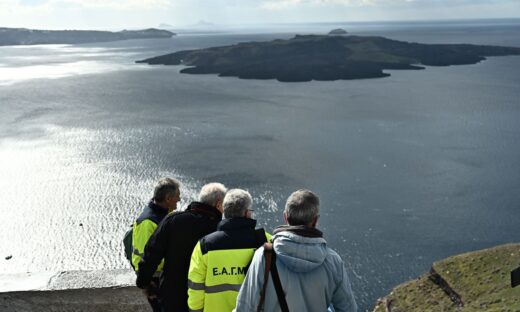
(137, 35, 520, 82)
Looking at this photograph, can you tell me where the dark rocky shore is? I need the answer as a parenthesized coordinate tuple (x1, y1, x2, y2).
(137, 34, 520, 82)
(0, 27, 175, 46)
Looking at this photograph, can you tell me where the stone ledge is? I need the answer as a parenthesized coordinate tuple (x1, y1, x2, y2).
(0, 269, 149, 312)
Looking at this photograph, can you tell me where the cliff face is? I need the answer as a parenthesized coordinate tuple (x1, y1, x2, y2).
(372, 243, 520, 312)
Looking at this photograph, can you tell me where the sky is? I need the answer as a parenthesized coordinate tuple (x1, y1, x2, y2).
(0, 0, 519, 30)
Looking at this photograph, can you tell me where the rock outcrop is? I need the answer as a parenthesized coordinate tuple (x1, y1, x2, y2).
(372, 243, 520, 311)
(328, 28, 348, 35)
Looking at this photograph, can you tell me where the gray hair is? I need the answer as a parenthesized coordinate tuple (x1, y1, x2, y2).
(284, 189, 320, 226)
(153, 177, 181, 202)
(223, 189, 252, 219)
(198, 182, 227, 207)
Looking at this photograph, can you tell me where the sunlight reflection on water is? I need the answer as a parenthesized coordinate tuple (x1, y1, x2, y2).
(0, 44, 151, 85)
(0, 61, 147, 86)
(0, 125, 193, 272)
(0, 124, 282, 274)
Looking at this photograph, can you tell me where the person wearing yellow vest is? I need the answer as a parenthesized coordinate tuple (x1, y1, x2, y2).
(137, 182, 227, 312)
(132, 177, 180, 312)
(188, 188, 271, 312)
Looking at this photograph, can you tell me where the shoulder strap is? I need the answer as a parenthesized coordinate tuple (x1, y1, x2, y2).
(257, 243, 273, 312)
(270, 250, 290, 312)
(256, 243, 290, 312)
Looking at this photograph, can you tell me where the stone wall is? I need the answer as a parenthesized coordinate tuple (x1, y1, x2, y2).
(0, 270, 150, 312)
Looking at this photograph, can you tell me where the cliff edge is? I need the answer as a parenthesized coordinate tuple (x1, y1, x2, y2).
(0, 269, 148, 312)
(372, 243, 520, 311)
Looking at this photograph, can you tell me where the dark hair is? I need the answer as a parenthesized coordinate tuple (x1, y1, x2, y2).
(153, 178, 180, 202)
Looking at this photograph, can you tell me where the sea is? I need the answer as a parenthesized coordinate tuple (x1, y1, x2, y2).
(1, 19, 519, 311)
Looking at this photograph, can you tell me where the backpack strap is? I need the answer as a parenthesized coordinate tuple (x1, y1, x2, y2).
(270, 249, 290, 312)
(257, 243, 273, 312)
(256, 243, 289, 312)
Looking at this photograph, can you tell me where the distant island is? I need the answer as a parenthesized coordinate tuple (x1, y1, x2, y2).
(328, 28, 348, 35)
(0, 27, 175, 46)
(136, 35, 520, 82)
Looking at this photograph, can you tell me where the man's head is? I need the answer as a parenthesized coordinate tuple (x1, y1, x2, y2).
(284, 189, 320, 227)
(198, 182, 228, 212)
(222, 189, 253, 219)
(153, 177, 181, 212)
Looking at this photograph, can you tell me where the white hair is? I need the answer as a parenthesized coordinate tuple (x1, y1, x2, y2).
(198, 182, 227, 207)
(223, 189, 252, 219)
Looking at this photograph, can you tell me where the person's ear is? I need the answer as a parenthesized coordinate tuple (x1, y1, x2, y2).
(216, 200, 224, 213)
(283, 211, 289, 225)
(311, 215, 319, 228)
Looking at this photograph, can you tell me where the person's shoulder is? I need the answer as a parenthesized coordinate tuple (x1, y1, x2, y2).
(135, 204, 153, 223)
(164, 209, 191, 221)
(198, 229, 227, 252)
(324, 246, 346, 267)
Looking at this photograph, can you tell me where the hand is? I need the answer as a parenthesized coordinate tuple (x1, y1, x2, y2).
(143, 280, 159, 299)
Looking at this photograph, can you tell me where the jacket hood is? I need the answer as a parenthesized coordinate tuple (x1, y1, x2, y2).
(273, 230, 328, 273)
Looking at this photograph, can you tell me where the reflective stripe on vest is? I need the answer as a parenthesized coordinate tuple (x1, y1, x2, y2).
(188, 279, 242, 293)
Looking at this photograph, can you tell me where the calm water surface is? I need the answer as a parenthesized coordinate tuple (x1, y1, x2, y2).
(1, 20, 520, 310)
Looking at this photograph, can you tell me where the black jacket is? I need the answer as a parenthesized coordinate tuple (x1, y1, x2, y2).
(136, 201, 222, 312)
(200, 218, 267, 254)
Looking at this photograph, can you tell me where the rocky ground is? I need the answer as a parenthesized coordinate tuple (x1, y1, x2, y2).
(372, 243, 520, 312)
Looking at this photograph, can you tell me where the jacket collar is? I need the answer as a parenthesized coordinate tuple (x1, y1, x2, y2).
(148, 201, 169, 218)
(217, 217, 257, 231)
(273, 225, 323, 238)
(186, 201, 222, 219)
